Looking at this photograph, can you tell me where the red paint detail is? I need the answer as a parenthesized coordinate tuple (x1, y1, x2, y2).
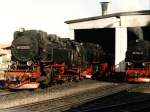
(51, 63, 65, 81)
(126, 64, 150, 82)
(5, 64, 41, 89)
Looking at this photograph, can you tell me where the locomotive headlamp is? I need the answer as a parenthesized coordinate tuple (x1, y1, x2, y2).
(9, 61, 16, 67)
(43, 49, 46, 52)
(27, 60, 33, 66)
(127, 62, 132, 66)
(142, 62, 146, 66)
(10, 61, 15, 64)
(8, 61, 13, 66)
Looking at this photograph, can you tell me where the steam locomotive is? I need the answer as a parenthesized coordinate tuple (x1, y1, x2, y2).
(125, 39, 150, 82)
(4, 28, 111, 89)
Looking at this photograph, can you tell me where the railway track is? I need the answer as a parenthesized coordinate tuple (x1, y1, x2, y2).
(0, 89, 17, 101)
(66, 84, 150, 112)
(0, 89, 12, 95)
(0, 83, 136, 112)
(0, 80, 88, 100)
(0, 80, 119, 109)
(0, 89, 38, 108)
(83, 97, 150, 112)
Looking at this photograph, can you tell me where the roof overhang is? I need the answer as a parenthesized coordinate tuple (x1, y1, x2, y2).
(65, 10, 150, 29)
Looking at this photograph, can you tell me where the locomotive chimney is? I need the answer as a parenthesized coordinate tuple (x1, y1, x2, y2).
(19, 28, 25, 32)
(100, 2, 109, 16)
(129, 27, 144, 40)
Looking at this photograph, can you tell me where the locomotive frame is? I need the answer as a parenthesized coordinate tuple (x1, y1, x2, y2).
(3, 28, 114, 89)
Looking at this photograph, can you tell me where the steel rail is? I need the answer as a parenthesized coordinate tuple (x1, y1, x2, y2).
(81, 97, 150, 112)
(0, 83, 137, 112)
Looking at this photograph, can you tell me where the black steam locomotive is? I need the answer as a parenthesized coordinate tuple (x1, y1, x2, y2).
(4, 28, 105, 89)
(125, 39, 150, 82)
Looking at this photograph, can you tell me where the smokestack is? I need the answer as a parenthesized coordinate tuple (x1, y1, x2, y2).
(100, 2, 109, 16)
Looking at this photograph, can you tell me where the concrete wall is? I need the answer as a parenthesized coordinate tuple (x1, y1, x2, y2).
(115, 27, 127, 72)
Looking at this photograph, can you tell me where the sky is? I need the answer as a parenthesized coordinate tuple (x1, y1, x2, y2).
(0, 0, 149, 44)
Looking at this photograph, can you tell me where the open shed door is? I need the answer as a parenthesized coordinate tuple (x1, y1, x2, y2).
(74, 28, 115, 63)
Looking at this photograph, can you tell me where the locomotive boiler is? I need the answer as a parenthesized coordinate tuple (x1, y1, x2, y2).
(125, 39, 150, 82)
(4, 28, 104, 89)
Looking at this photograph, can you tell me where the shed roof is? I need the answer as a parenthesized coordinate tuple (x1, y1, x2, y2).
(65, 10, 150, 24)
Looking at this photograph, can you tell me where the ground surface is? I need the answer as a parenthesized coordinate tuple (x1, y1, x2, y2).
(0, 80, 117, 109)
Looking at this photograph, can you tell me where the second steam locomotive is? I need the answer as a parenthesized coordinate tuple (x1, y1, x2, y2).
(4, 28, 113, 89)
(125, 39, 150, 82)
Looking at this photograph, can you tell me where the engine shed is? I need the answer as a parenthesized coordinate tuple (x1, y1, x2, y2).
(65, 10, 150, 72)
